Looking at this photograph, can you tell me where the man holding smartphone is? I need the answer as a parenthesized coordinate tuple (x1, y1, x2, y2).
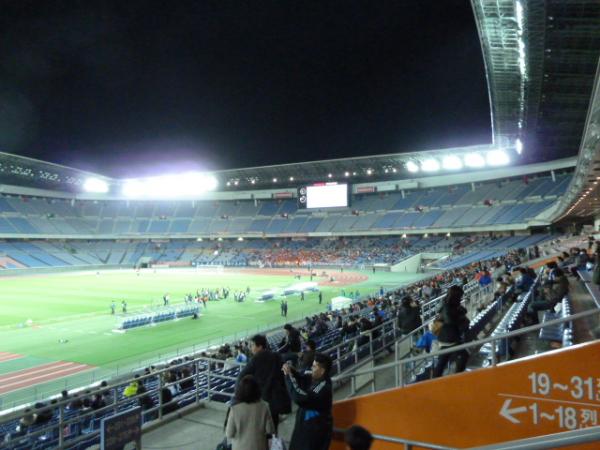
(282, 353, 333, 450)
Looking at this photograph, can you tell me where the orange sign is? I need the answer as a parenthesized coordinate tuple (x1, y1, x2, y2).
(331, 340, 600, 449)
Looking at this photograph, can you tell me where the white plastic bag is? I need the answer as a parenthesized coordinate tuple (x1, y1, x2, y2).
(270, 436, 287, 450)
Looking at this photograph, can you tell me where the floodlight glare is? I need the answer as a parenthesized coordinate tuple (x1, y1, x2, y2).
(421, 158, 440, 172)
(122, 179, 145, 197)
(289, 176, 294, 181)
(273, 178, 277, 182)
(84, 177, 109, 193)
(464, 153, 486, 168)
(328, 173, 332, 178)
(442, 155, 463, 170)
(515, 138, 523, 154)
(486, 150, 510, 166)
(122, 172, 217, 198)
(406, 161, 419, 173)
(344, 171, 350, 177)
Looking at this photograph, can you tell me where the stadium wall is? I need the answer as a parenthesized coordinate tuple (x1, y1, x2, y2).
(0, 264, 122, 277)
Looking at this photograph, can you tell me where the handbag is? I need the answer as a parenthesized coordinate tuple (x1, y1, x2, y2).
(216, 407, 233, 450)
(270, 436, 287, 450)
(215, 437, 232, 450)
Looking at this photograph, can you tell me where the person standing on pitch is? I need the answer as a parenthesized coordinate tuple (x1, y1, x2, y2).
(121, 300, 127, 314)
(110, 301, 116, 315)
(283, 300, 288, 318)
(318, 292, 322, 304)
(300, 291, 305, 302)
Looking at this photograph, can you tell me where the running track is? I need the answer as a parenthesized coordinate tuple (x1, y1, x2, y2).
(0, 357, 94, 394)
(0, 352, 23, 363)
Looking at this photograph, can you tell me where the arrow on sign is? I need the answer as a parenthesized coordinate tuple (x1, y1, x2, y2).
(499, 399, 527, 424)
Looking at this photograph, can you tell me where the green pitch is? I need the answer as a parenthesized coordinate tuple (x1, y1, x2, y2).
(0, 268, 425, 407)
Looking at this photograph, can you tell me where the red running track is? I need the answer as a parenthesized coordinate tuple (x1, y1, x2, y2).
(0, 352, 23, 363)
(0, 361, 95, 394)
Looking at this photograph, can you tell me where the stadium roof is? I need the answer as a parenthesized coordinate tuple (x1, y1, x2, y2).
(0, 1, 599, 194)
(550, 58, 600, 222)
(472, 0, 600, 162)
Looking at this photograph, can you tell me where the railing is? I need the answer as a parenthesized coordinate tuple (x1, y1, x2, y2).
(333, 424, 600, 450)
(333, 427, 456, 450)
(468, 424, 600, 449)
(333, 308, 600, 392)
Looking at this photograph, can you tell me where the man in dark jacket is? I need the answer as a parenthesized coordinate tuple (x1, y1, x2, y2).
(298, 339, 316, 373)
(282, 353, 333, 450)
(397, 296, 422, 335)
(279, 324, 302, 365)
(433, 285, 470, 377)
(237, 334, 291, 432)
(527, 268, 569, 324)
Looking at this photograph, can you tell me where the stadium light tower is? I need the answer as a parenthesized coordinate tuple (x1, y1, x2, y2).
(83, 177, 109, 193)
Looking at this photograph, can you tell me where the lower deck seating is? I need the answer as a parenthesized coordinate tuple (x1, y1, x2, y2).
(538, 296, 573, 347)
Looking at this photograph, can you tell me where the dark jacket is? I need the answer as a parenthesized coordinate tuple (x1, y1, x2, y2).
(285, 372, 333, 450)
(280, 328, 302, 353)
(298, 350, 315, 372)
(238, 350, 291, 415)
(397, 305, 422, 334)
(546, 274, 569, 305)
(437, 304, 469, 344)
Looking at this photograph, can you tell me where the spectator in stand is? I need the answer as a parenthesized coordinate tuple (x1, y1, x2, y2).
(226, 375, 275, 450)
(283, 353, 333, 450)
(237, 334, 291, 432)
(569, 249, 589, 277)
(493, 276, 509, 300)
(397, 296, 422, 335)
(478, 268, 492, 288)
(433, 285, 470, 378)
(298, 340, 317, 373)
(514, 267, 534, 294)
(345, 425, 374, 450)
(527, 268, 569, 324)
(279, 324, 302, 365)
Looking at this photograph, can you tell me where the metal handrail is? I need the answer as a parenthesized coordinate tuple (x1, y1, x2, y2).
(468, 425, 600, 449)
(334, 427, 456, 450)
(333, 424, 600, 450)
(333, 307, 600, 383)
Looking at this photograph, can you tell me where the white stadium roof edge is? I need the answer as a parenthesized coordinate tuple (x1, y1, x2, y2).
(0, 150, 576, 202)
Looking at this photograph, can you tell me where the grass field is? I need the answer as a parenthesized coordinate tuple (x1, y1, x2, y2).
(0, 267, 425, 408)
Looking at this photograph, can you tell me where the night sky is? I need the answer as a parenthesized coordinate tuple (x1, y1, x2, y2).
(0, 1, 491, 178)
